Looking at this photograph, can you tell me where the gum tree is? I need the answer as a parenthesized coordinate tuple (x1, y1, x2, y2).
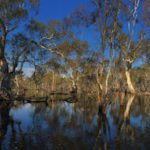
(0, 0, 40, 91)
(27, 19, 89, 93)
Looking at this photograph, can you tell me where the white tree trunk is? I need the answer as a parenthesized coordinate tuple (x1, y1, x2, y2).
(96, 67, 103, 95)
(15, 76, 19, 95)
(51, 71, 55, 92)
(125, 70, 135, 93)
(105, 67, 111, 94)
(105, 45, 114, 94)
(71, 77, 78, 93)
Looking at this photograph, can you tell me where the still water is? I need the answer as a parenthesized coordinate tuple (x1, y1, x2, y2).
(0, 94, 150, 150)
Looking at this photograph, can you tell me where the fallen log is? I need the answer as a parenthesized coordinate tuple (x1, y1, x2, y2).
(15, 96, 49, 103)
(49, 92, 70, 95)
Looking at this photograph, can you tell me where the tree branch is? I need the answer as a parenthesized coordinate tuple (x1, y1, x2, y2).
(7, 24, 18, 33)
(0, 18, 6, 34)
(32, 40, 65, 58)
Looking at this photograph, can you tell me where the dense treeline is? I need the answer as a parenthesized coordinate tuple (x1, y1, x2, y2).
(0, 0, 150, 100)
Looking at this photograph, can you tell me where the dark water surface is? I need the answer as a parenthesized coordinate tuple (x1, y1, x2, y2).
(0, 94, 150, 150)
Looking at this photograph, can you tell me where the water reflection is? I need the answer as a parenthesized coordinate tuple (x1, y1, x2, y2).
(93, 103, 110, 150)
(0, 102, 10, 148)
(0, 94, 150, 150)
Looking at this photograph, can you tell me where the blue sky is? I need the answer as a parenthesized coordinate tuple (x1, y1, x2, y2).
(23, 0, 145, 76)
(36, 0, 88, 22)
(24, 0, 90, 76)
(37, 0, 99, 50)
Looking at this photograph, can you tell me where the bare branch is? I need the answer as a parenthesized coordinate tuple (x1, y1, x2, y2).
(7, 24, 18, 33)
(40, 34, 54, 41)
(32, 40, 65, 58)
(0, 18, 7, 36)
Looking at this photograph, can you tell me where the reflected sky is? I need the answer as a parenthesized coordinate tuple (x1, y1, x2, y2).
(0, 95, 150, 150)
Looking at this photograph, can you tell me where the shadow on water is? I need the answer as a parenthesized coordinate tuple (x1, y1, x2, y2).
(0, 102, 10, 149)
(0, 101, 26, 150)
(0, 94, 150, 150)
(93, 102, 110, 150)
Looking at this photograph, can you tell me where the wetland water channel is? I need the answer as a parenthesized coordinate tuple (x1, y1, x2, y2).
(0, 94, 150, 150)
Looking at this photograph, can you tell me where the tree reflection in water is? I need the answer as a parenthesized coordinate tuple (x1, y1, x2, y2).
(0, 102, 10, 148)
(93, 101, 110, 150)
(0, 94, 150, 150)
(0, 101, 26, 150)
(115, 94, 136, 149)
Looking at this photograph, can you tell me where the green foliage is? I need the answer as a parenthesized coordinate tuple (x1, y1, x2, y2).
(0, 0, 40, 31)
(0, 0, 150, 93)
